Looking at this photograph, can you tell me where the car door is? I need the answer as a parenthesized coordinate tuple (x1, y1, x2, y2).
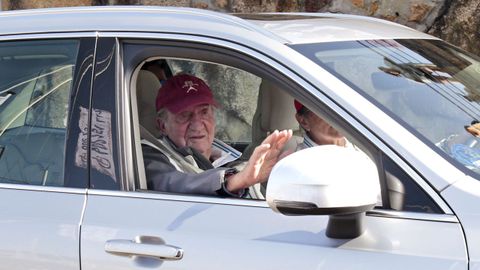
(80, 35, 467, 270)
(0, 35, 95, 269)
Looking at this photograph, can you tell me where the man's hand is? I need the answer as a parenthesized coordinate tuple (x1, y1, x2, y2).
(226, 129, 292, 192)
(466, 122, 480, 137)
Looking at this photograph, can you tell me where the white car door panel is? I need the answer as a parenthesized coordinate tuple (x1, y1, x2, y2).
(81, 193, 466, 270)
(442, 178, 480, 270)
(0, 188, 85, 269)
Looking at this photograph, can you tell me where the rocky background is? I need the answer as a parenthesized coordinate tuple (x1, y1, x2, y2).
(2, 0, 480, 55)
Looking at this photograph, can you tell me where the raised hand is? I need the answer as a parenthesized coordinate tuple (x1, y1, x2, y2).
(226, 129, 292, 192)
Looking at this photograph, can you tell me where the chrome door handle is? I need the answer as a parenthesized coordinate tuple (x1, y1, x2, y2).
(105, 239, 184, 260)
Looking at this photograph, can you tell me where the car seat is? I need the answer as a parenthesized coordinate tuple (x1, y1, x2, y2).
(136, 69, 161, 138)
(0, 128, 65, 186)
(0, 64, 71, 187)
(243, 79, 303, 159)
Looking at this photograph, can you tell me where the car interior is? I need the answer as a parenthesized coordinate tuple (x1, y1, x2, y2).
(134, 57, 304, 197)
(136, 58, 303, 152)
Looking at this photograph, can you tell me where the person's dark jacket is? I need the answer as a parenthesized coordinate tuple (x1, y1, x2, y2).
(142, 138, 241, 197)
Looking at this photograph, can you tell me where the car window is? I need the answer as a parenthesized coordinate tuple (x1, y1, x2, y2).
(134, 56, 300, 198)
(127, 42, 442, 214)
(291, 40, 480, 179)
(0, 39, 79, 186)
(289, 41, 467, 214)
(381, 153, 442, 213)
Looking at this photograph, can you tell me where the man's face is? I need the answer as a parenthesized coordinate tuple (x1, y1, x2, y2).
(159, 104, 216, 159)
(307, 112, 343, 142)
(296, 110, 343, 145)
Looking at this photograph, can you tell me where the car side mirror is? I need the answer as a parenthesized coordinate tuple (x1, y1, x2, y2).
(266, 145, 380, 239)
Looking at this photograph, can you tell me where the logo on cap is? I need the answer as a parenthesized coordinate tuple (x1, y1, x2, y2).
(182, 81, 199, 93)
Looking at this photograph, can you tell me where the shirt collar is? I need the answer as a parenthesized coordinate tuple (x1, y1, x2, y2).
(303, 134, 317, 148)
(303, 134, 354, 149)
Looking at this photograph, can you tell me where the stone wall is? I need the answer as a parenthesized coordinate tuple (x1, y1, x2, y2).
(429, 0, 480, 56)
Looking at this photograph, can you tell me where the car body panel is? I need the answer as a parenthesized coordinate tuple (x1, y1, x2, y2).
(81, 191, 466, 270)
(0, 186, 85, 270)
(442, 178, 480, 269)
(0, 7, 283, 43)
(0, 7, 434, 45)
(241, 13, 436, 43)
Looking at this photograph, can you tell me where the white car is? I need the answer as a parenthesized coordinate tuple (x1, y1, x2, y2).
(0, 6, 478, 270)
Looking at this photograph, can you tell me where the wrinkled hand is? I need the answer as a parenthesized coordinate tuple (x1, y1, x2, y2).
(226, 129, 292, 192)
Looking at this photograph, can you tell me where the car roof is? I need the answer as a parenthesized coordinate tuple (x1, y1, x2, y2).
(0, 6, 436, 44)
(237, 13, 437, 43)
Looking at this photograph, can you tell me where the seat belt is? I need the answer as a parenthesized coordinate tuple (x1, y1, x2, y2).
(139, 125, 203, 174)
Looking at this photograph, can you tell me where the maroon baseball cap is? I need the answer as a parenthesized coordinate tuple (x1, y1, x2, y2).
(294, 99, 304, 112)
(155, 74, 218, 113)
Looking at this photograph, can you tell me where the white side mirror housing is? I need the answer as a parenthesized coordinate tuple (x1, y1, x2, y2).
(266, 145, 380, 238)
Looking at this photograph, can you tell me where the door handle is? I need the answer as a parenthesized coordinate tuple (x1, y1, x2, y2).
(105, 238, 184, 260)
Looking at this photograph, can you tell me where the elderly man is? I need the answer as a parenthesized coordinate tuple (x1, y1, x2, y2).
(142, 74, 292, 197)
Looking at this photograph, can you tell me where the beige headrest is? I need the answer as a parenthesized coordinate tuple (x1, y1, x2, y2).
(137, 70, 161, 137)
(259, 80, 299, 132)
(242, 79, 301, 159)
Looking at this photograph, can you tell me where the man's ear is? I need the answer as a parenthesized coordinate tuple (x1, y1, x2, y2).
(156, 117, 166, 134)
(295, 113, 310, 132)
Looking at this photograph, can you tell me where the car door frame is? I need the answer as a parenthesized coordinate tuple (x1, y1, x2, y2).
(81, 32, 467, 270)
(0, 32, 96, 269)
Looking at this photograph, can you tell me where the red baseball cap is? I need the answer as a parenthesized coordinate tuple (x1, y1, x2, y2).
(294, 99, 304, 112)
(155, 74, 218, 113)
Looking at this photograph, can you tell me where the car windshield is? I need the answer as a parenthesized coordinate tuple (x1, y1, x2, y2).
(291, 39, 480, 177)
